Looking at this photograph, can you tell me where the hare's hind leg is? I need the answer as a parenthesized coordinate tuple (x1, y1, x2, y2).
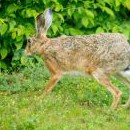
(115, 73, 130, 108)
(92, 68, 122, 109)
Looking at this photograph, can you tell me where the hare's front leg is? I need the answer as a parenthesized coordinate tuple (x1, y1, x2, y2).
(44, 60, 63, 95)
(44, 73, 62, 95)
(92, 68, 122, 109)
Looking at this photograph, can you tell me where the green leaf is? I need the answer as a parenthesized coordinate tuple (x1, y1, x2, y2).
(15, 42, 23, 50)
(20, 56, 26, 65)
(12, 26, 25, 39)
(58, 25, 63, 32)
(26, 9, 38, 18)
(67, 6, 75, 17)
(126, 0, 130, 10)
(51, 24, 58, 34)
(115, 0, 121, 7)
(0, 61, 7, 69)
(103, 7, 115, 17)
(25, 23, 35, 38)
(53, 3, 63, 12)
(69, 28, 83, 35)
(68, 8, 72, 17)
(7, 4, 19, 13)
(0, 18, 5, 23)
(123, 30, 130, 39)
(17, 25, 25, 36)
(73, 13, 81, 22)
(42, 0, 47, 5)
(16, 36, 23, 42)
(12, 32, 16, 39)
(81, 17, 89, 28)
(85, 10, 94, 18)
(9, 20, 16, 32)
(0, 48, 8, 59)
(8, 13, 16, 18)
(56, 13, 64, 22)
(89, 18, 94, 26)
(0, 23, 8, 35)
(112, 26, 120, 33)
(21, 9, 38, 18)
(96, 27, 104, 33)
(78, 7, 83, 14)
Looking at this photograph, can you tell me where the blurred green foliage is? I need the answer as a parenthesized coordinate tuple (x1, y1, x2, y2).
(0, 0, 130, 69)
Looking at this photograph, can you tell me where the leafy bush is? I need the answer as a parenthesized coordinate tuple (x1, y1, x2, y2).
(0, 0, 130, 69)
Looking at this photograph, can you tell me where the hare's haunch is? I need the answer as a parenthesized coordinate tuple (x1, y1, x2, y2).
(25, 8, 130, 109)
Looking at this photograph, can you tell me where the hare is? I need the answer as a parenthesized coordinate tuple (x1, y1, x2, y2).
(25, 8, 130, 109)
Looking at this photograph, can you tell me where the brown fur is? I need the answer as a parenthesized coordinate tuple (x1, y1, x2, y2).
(25, 8, 130, 109)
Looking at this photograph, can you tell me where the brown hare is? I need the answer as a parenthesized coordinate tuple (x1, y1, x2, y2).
(25, 8, 130, 109)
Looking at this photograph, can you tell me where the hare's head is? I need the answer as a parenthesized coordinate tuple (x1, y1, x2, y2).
(25, 8, 52, 55)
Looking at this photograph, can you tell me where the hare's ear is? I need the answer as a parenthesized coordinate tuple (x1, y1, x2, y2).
(36, 8, 52, 37)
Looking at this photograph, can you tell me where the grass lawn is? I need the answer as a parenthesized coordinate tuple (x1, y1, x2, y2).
(0, 60, 130, 130)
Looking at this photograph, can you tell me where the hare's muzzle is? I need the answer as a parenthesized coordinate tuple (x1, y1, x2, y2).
(24, 49, 32, 56)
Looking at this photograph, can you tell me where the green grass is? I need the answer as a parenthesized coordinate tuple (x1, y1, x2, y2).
(0, 60, 130, 130)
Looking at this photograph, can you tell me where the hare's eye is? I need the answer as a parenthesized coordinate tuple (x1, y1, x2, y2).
(27, 38, 33, 43)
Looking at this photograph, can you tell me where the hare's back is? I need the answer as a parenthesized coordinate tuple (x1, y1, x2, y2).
(83, 33, 130, 73)
(44, 33, 130, 73)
